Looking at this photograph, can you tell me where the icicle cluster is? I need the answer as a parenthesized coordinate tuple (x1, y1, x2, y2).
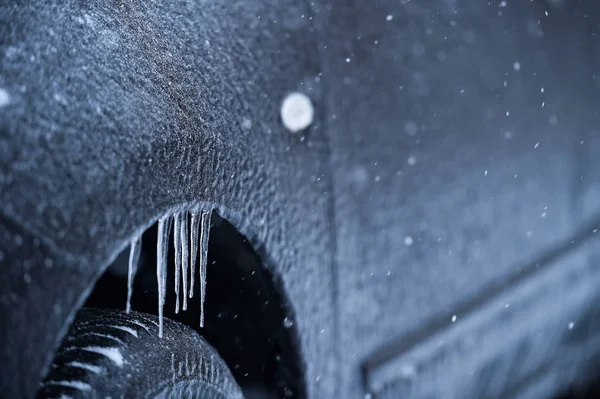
(126, 210, 212, 338)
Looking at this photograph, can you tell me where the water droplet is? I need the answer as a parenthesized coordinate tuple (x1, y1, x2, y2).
(399, 363, 417, 379)
(280, 92, 314, 133)
(283, 317, 293, 328)
(241, 118, 252, 130)
(404, 236, 414, 246)
(0, 88, 10, 107)
(404, 121, 418, 136)
(386, 14, 393, 21)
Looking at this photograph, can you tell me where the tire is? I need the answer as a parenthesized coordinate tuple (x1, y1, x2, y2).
(37, 308, 243, 399)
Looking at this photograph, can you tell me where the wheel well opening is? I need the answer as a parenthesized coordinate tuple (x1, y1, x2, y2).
(84, 211, 305, 398)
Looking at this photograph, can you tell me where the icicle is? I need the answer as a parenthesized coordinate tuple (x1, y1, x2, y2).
(157, 215, 172, 338)
(126, 236, 142, 313)
(189, 212, 201, 299)
(199, 210, 212, 328)
(181, 212, 189, 311)
(174, 213, 182, 314)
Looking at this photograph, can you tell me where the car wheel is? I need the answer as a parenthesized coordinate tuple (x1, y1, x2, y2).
(37, 308, 243, 399)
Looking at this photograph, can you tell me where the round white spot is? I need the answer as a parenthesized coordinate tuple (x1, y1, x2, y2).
(404, 236, 414, 246)
(280, 92, 314, 133)
(568, 322, 574, 330)
(399, 363, 417, 379)
(241, 118, 252, 130)
(404, 121, 418, 136)
(513, 61, 521, 71)
(0, 88, 10, 107)
(407, 155, 417, 166)
(386, 14, 393, 21)
(451, 315, 457, 322)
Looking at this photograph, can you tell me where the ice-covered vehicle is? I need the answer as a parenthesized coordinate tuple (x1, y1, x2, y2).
(2, 0, 600, 398)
